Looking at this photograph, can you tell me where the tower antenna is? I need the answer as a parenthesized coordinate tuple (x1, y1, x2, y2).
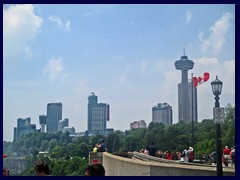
(183, 48, 185, 56)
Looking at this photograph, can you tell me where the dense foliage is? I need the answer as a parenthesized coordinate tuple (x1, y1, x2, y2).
(3, 104, 235, 176)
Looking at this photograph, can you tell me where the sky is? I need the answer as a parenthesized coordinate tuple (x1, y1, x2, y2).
(3, 4, 235, 142)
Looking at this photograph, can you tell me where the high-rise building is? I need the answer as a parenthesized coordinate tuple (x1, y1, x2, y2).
(175, 53, 194, 123)
(46, 103, 62, 133)
(152, 103, 173, 125)
(14, 117, 36, 141)
(87, 92, 110, 135)
(178, 80, 198, 123)
(58, 118, 69, 131)
(130, 120, 146, 129)
(39, 115, 47, 133)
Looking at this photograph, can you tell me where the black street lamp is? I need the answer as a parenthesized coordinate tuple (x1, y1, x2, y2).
(211, 76, 223, 176)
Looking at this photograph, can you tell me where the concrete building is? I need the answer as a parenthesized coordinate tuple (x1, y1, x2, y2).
(178, 80, 198, 123)
(152, 103, 173, 125)
(130, 120, 147, 129)
(87, 92, 110, 135)
(174, 53, 194, 123)
(58, 118, 69, 131)
(39, 115, 47, 133)
(46, 103, 62, 133)
(62, 127, 75, 134)
(14, 117, 37, 141)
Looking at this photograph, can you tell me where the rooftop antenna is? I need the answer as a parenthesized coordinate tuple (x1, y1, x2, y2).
(183, 48, 185, 56)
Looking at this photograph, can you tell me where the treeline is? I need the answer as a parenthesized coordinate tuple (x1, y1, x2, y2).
(3, 104, 235, 175)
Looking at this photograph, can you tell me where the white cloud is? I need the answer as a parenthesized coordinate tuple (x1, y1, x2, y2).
(141, 62, 147, 74)
(48, 15, 71, 31)
(3, 4, 43, 61)
(200, 12, 234, 55)
(43, 57, 63, 81)
(186, 10, 192, 23)
(117, 75, 127, 84)
(24, 46, 33, 57)
(193, 57, 219, 66)
(5, 80, 41, 89)
(198, 31, 204, 42)
(192, 57, 234, 93)
(83, 4, 115, 16)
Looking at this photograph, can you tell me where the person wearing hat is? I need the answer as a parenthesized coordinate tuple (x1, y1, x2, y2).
(98, 139, 106, 152)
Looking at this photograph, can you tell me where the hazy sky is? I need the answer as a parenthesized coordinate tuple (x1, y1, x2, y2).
(3, 4, 235, 142)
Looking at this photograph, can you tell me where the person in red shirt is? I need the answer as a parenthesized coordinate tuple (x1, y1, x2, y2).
(223, 146, 231, 167)
(188, 147, 194, 162)
(166, 150, 173, 160)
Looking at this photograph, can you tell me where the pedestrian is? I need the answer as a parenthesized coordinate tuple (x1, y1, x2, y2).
(35, 161, 50, 176)
(148, 143, 157, 157)
(144, 146, 149, 155)
(98, 139, 107, 152)
(188, 147, 194, 162)
(86, 163, 105, 176)
(182, 147, 189, 163)
(166, 150, 173, 160)
(210, 151, 217, 165)
(223, 146, 231, 167)
(93, 143, 100, 152)
(230, 146, 235, 168)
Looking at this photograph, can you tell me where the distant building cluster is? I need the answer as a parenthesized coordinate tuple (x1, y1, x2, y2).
(13, 53, 199, 141)
(13, 102, 75, 141)
(130, 120, 146, 129)
(14, 118, 38, 141)
(13, 92, 111, 141)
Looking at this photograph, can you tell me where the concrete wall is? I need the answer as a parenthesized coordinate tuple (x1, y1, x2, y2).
(89, 152, 103, 164)
(100, 152, 235, 176)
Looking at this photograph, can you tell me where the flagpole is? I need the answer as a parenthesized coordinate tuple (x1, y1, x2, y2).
(191, 73, 194, 149)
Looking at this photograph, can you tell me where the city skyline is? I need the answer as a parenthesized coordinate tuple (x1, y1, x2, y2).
(3, 4, 235, 141)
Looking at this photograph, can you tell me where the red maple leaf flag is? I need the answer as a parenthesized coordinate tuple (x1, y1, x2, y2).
(192, 72, 210, 87)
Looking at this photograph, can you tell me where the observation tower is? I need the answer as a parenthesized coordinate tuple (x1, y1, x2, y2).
(174, 52, 194, 122)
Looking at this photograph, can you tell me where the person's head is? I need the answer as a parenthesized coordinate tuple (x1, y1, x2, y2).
(35, 161, 50, 176)
(225, 146, 228, 149)
(86, 163, 105, 176)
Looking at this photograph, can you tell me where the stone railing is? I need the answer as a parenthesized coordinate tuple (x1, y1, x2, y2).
(89, 152, 235, 176)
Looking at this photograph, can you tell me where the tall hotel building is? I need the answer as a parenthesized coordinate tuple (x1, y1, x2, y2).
(46, 103, 62, 133)
(175, 54, 197, 123)
(178, 80, 198, 123)
(152, 103, 173, 125)
(88, 92, 110, 135)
